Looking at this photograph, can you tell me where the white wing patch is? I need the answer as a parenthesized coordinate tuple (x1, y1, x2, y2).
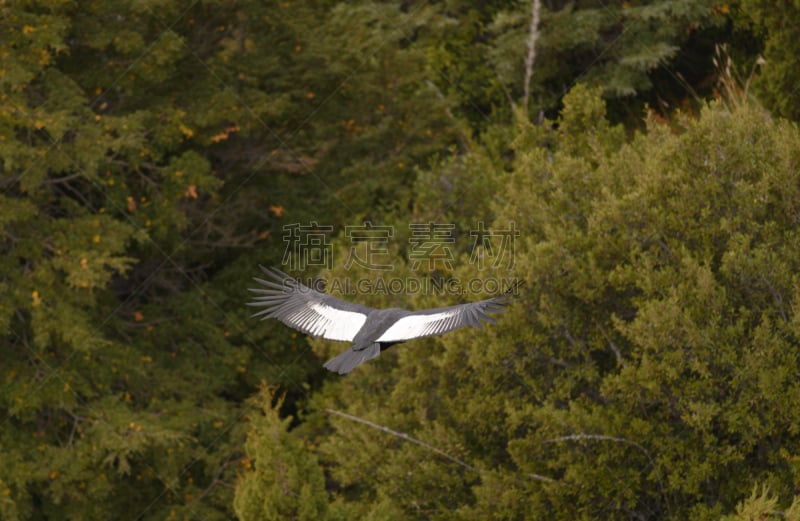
(375, 309, 460, 342)
(284, 301, 367, 342)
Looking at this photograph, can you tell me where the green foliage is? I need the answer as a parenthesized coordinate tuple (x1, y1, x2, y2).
(737, 0, 800, 120)
(487, 87, 800, 519)
(722, 485, 800, 521)
(271, 88, 800, 520)
(487, 0, 728, 117)
(0, 0, 471, 517)
(0, 0, 795, 519)
(234, 387, 331, 521)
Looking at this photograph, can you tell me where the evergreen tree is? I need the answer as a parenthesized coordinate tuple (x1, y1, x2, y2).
(736, 0, 800, 120)
(234, 387, 334, 521)
(273, 87, 800, 520)
(2, 0, 795, 519)
(434, 0, 732, 125)
(1, 0, 465, 517)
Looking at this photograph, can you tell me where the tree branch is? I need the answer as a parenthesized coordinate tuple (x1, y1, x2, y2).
(424, 79, 470, 152)
(327, 408, 555, 483)
(543, 433, 669, 514)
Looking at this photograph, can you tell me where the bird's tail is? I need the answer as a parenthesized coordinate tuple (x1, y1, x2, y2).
(323, 343, 381, 375)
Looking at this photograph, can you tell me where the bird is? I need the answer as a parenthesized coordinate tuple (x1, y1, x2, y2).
(247, 266, 518, 374)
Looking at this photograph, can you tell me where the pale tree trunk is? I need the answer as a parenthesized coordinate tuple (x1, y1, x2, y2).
(523, 0, 542, 116)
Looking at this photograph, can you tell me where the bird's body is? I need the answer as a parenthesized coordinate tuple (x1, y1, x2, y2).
(247, 266, 515, 374)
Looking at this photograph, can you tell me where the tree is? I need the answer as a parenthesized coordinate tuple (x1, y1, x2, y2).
(1, 1, 248, 518)
(1, 1, 466, 518)
(736, 0, 800, 120)
(438, 0, 732, 124)
(276, 86, 800, 520)
(3, 0, 795, 518)
(234, 386, 335, 521)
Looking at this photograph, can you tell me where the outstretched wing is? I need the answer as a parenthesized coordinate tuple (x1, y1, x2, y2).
(375, 294, 512, 343)
(247, 266, 374, 342)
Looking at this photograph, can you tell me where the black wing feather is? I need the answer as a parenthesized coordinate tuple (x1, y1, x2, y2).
(374, 291, 515, 343)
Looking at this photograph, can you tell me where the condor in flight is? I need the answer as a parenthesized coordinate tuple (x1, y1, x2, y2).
(247, 266, 517, 374)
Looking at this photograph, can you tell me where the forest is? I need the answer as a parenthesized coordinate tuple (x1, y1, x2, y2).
(3, 0, 800, 519)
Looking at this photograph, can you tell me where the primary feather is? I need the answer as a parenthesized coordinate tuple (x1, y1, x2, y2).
(247, 267, 372, 342)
